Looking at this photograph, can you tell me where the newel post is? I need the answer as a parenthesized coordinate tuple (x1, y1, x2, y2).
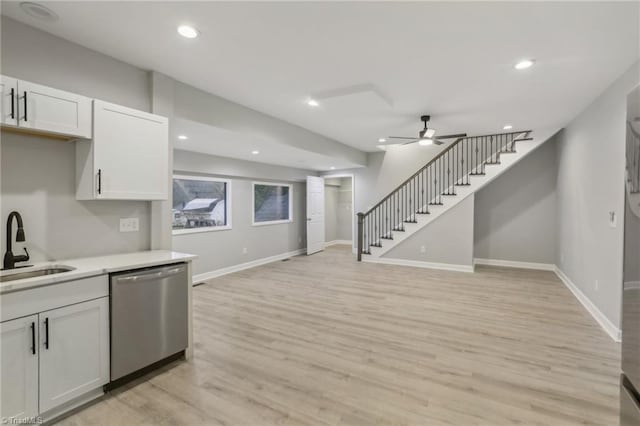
(357, 212, 364, 262)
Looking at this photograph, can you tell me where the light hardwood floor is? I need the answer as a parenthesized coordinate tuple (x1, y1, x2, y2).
(58, 246, 620, 425)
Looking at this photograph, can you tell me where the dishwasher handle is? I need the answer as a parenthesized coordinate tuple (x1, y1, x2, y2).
(114, 265, 186, 283)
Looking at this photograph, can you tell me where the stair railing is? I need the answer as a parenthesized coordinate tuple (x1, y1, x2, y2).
(356, 130, 532, 261)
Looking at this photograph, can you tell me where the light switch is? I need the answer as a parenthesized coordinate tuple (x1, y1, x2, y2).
(120, 217, 139, 232)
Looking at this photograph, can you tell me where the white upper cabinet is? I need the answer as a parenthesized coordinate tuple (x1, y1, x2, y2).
(18, 80, 92, 138)
(0, 75, 92, 139)
(0, 315, 39, 420)
(1, 75, 18, 127)
(38, 298, 109, 413)
(76, 100, 169, 200)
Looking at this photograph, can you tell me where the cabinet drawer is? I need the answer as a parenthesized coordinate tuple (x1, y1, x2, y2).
(1, 275, 108, 322)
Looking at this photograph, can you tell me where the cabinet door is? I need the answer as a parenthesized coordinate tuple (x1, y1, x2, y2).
(39, 298, 109, 413)
(17, 80, 91, 138)
(0, 315, 39, 420)
(0, 75, 18, 126)
(93, 100, 168, 200)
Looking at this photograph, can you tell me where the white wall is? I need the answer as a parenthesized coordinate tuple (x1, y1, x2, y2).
(1, 133, 150, 262)
(173, 150, 312, 276)
(1, 17, 153, 261)
(474, 136, 558, 264)
(383, 195, 475, 267)
(555, 62, 640, 328)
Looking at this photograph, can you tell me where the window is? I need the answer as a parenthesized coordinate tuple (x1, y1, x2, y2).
(252, 182, 292, 225)
(172, 175, 231, 234)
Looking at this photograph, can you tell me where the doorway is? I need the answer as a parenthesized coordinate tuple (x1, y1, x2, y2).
(323, 175, 354, 250)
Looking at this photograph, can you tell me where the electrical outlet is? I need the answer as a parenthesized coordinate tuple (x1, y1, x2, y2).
(595, 279, 599, 290)
(420, 245, 426, 254)
(119, 217, 139, 232)
(242, 247, 248, 254)
(609, 211, 617, 228)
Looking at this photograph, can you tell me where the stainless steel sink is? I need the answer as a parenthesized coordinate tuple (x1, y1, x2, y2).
(0, 265, 75, 283)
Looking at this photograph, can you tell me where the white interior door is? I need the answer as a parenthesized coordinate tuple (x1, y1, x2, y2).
(306, 176, 325, 255)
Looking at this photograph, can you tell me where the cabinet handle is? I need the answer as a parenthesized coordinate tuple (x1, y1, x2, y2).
(44, 317, 49, 349)
(10, 88, 15, 119)
(97, 169, 102, 194)
(22, 91, 27, 122)
(30, 322, 36, 355)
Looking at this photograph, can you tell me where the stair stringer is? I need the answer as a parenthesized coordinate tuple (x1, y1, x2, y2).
(363, 128, 558, 261)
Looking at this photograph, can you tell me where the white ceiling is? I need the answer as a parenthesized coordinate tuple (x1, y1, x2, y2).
(173, 118, 363, 171)
(3, 1, 638, 153)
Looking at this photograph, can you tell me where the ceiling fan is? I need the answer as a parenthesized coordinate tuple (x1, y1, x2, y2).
(379, 115, 467, 146)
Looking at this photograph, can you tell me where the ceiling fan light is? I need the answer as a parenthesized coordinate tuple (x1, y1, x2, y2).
(418, 139, 433, 146)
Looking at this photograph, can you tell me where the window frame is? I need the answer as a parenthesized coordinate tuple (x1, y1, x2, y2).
(251, 181, 293, 226)
(172, 174, 232, 235)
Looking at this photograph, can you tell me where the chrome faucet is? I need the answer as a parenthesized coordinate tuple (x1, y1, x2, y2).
(3, 211, 30, 270)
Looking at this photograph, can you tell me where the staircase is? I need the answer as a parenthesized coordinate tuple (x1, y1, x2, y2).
(357, 130, 550, 261)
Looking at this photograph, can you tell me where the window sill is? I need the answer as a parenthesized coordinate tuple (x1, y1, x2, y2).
(172, 225, 232, 235)
(252, 219, 293, 227)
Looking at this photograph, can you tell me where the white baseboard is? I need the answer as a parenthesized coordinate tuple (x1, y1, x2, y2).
(193, 248, 307, 283)
(364, 257, 475, 273)
(554, 266, 621, 342)
(325, 240, 352, 247)
(474, 258, 555, 271)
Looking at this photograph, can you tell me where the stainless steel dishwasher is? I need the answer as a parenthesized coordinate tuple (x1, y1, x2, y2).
(110, 263, 188, 382)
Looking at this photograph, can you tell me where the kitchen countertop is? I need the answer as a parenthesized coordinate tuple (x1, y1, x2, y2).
(0, 250, 197, 294)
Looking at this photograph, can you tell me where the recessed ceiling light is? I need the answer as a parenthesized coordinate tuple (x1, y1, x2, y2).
(20, 2, 59, 22)
(307, 99, 319, 107)
(418, 139, 433, 146)
(177, 135, 188, 140)
(503, 125, 513, 130)
(514, 59, 534, 70)
(177, 25, 199, 39)
(378, 138, 387, 143)
(251, 150, 260, 155)
(330, 166, 336, 170)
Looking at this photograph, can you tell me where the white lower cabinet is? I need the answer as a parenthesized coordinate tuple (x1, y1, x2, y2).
(0, 276, 109, 421)
(0, 315, 39, 420)
(39, 297, 109, 413)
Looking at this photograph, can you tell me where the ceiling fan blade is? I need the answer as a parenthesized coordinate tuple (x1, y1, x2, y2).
(377, 139, 413, 146)
(401, 139, 419, 145)
(434, 133, 467, 139)
(388, 136, 417, 140)
(433, 140, 445, 145)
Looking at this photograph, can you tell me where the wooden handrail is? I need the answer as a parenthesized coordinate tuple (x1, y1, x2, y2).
(361, 130, 532, 216)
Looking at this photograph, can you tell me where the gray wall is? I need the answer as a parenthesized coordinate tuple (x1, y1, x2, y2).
(383, 195, 474, 267)
(1, 17, 153, 261)
(474, 136, 558, 264)
(555, 62, 640, 328)
(1, 133, 150, 262)
(324, 177, 352, 242)
(173, 150, 312, 276)
(1, 17, 150, 111)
